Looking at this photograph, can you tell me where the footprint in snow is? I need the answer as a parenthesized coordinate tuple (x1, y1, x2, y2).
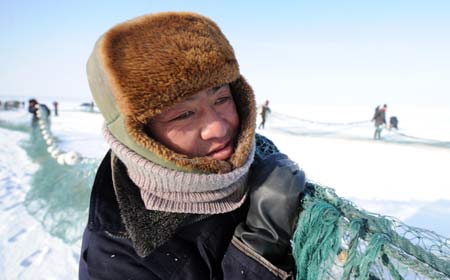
(3, 202, 22, 211)
(73, 252, 80, 262)
(20, 247, 50, 267)
(0, 190, 13, 200)
(8, 228, 27, 242)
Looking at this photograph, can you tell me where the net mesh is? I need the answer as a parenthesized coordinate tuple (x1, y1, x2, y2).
(292, 182, 450, 280)
(2, 105, 100, 243)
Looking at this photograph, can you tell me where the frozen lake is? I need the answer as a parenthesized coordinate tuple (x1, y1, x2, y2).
(0, 102, 449, 279)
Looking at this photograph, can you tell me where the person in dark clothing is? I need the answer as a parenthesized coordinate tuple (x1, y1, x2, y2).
(258, 100, 271, 129)
(389, 116, 399, 130)
(28, 98, 51, 128)
(53, 101, 59, 116)
(371, 104, 387, 140)
(28, 99, 39, 128)
(79, 12, 305, 280)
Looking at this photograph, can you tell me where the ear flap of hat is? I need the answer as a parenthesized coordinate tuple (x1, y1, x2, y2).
(228, 76, 257, 169)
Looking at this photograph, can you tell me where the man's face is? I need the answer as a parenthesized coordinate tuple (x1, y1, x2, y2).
(147, 84, 240, 161)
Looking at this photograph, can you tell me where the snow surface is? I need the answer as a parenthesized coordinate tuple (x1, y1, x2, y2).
(0, 102, 449, 279)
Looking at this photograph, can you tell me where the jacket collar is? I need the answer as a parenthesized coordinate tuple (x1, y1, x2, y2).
(110, 152, 207, 257)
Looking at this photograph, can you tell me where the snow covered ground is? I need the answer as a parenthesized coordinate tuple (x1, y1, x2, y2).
(0, 122, 82, 279)
(0, 102, 449, 279)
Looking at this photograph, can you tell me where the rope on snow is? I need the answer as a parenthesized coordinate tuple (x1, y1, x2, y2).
(272, 111, 371, 126)
(271, 111, 450, 147)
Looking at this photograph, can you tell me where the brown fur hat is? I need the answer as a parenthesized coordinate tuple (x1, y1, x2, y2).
(87, 12, 256, 173)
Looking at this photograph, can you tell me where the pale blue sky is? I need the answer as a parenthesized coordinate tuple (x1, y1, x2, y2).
(1, 0, 449, 106)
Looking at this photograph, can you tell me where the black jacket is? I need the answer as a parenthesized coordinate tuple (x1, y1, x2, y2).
(79, 136, 291, 279)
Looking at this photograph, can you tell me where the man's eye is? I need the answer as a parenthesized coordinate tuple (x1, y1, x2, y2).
(215, 96, 231, 105)
(171, 111, 194, 121)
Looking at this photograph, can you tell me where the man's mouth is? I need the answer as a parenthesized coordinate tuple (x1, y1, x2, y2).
(207, 141, 233, 160)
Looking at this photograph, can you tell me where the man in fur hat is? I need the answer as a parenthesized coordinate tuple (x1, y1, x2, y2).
(79, 12, 305, 279)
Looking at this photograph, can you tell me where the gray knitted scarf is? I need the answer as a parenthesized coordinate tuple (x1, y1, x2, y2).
(103, 126, 255, 214)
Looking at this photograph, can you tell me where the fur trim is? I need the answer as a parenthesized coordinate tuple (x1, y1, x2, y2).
(91, 12, 256, 173)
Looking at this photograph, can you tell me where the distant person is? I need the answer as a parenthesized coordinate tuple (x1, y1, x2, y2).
(389, 116, 398, 130)
(28, 98, 51, 128)
(371, 104, 387, 140)
(53, 101, 59, 116)
(28, 99, 39, 128)
(258, 99, 271, 129)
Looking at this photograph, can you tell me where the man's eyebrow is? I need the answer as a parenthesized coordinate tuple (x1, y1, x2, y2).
(207, 84, 226, 96)
(184, 84, 227, 101)
(185, 95, 197, 101)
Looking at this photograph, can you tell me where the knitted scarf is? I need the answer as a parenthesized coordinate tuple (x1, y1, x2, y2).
(103, 126, 255, 214)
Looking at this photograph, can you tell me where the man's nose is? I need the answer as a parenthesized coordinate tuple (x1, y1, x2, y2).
(200, 108, 227, 140)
